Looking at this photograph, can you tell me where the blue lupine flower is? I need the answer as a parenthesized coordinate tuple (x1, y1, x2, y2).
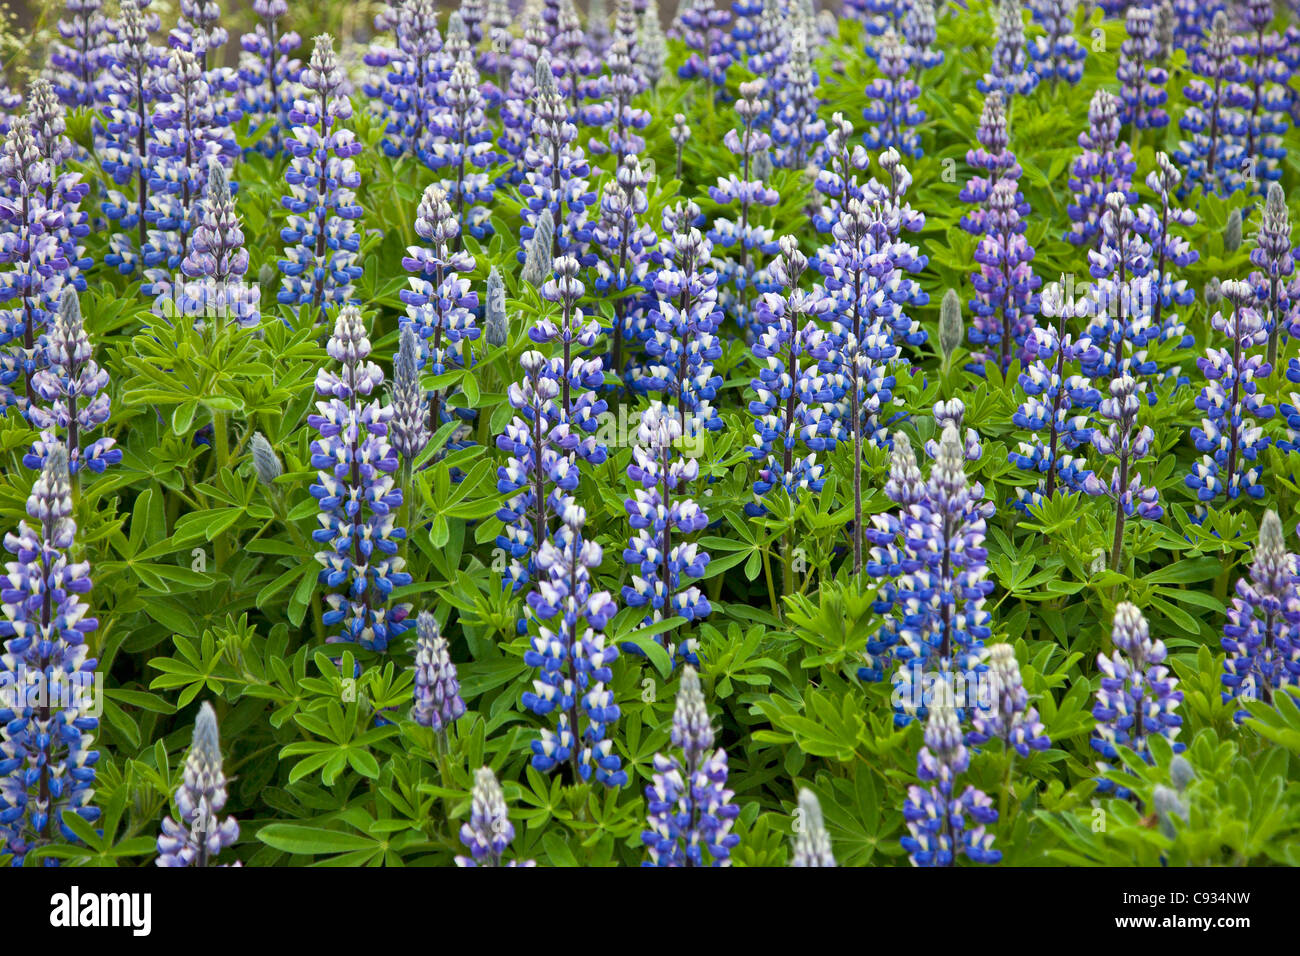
(771, 17, 826, 169)
(411, 610, 465, 732)
(532, 254, 609, 448)
(642, 666, 740, 866)
(1092, 602, 1183, 796)
(922, 399, 985, 465)
(638, 0, 669, 87)
(729, 0, 765, 62)
(164, 158, 259, 328)
(1083, 374, 1163, 571)
(863, 425, 994, 724)
(708, 80, 779, 329)
(677, 0, 733, 92)
(518, 55, 597, 268)
(591, 151, 656, 380)
(1118, 6, 1169, 132)
(140, 47, 240, 300)
(308, 306, 413, 652)
(238, 0, 302, 156)
(1175, 11, 1248, 197)
(901, 683, 1001, 867)
(1233, 0, 1290, 188)
(958, 91, 1025, 239)
(740, 0, 782, 75)
(810, 113, 868, 233)
(969, 179, 1041, 373)
(745, 236, 841, 514)
(978, 0, 1038, 101)
(456, 766, 535, 867)
(1255, 183, 1296, 373)
(585, 36, 651, 161)
(967, 643, 1050, 757)
(522, 498, 625, 785)
(51, 0, 109, 108)
(26, 289, 122, 477)
(1185, 278, 1273, 509)
(1171, 0, 1223, 49)
(366, 0, 444, 160)
(169, 0, 241, 129)
(1222, 511, 1300, 716)
(400, 182, 481, 447)
(0, 445, 99, 865)
(0, 115, 82, 413)
(545, 0, 600, 115)
(863, 29, 922, 160)
(623, 404, 711, 663)
(902, 0, 944, 74)
(390, 324, 429, 468)
(28, 80, 91, 289)
(1007, 278, 1099, 508)
(790, 789, 836, 867)
(278, 34, 364, 325)
(1028, 0, 1085, 86)
(1066, 90, 1137, 247)
(425, 43, 498, 242)
(156, 702, 240, 867)
(495, 16, 545, 186)
(99, 0, 160, 274)
(636, 201, 724, 433)
(1132, 152, 1198, 341)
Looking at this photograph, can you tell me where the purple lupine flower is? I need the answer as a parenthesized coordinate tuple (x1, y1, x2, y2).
(1066, 89, 1137, 247)
(425, 42, 498, 243)
(638, 0, 668, 87)
(167, 158, 259, 328)
(708, 80, 780, 330)
(237, 0, 302, 156)
(1081, 191, 1165, 387)
(168, 0, 241, 133)
(25, 289, 122, 477)
(522, 498, 624, 785)
(411, 611, 465, 733)
(456, 766, 535, 866)
(636, 201, 724, 435)
(28, 80, 91, 285)
(1175, 11, 1248, 197)
(157, 702, 240, 866)
(400, 182, 481, 446)
(1083, 374, 1162, 572)
(140, 47, 240, 300)
(278, 34, 364, 325)
(623, 405, 711, 664)
(518, 54, 597, 267)
(545, 0, 601, 116)
(51, 0, 109, 108)
(969, 179, 1041, 373)
(0, 117, 72, 412)
(460, 0, 487, 45)
(958, 90, 1025, 238)
(863, 29, 923, 160)
(741, 0, 783, 75)
(0, 445, 99, 865)
(745, 236, 841, 515)
(1007, 277, 1099, 508)
(480, 0, 513, 90)
(494, 14, 545, 186)
(677, 0, 733, 92)
(368, 0, 444, 160)
(586, 36, 651, 161)
(1092, 603, 1183, 796)
(902, 0, 944, 74)
(923, 398, 985, 464)
(99, 0, 160, 274)
(730, 0, 764, 62)
(1185, 278, 1273, 510)
(1171, 0, 1223, 50)
(532, 254, 608, 448)
(967, 643, 1050, 757)
(1133, 152, 1198, 344)
(1255, 185, 1299, 378)
(642, 666, 740, 866)
(390, 324, 429, 468)
(978, 0, 1038, 100)
(1028, 0, 1085, 86)
(1118, 6, 1169, 133)
(770, 14, 826, 169)
(1233, 0, 1291, 187)
(790, 789, 836, 866)
(901, 683, 1001, 867)
(308, 306, 413, 652)
(591, 151, 656, 380)
(1222, 511, 1300, 715)
(863, 425, 994, 724)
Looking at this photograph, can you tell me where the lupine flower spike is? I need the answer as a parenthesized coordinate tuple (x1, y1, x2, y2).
(0, 445, 99, 864)
(411, 611, 466, 734)
(157, 702, 239, 866)
(1083, 375, 1162, 572)
(642, 666, 740, 866)
(790, 788, 836, 867)
(456, 767, 535, 866)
